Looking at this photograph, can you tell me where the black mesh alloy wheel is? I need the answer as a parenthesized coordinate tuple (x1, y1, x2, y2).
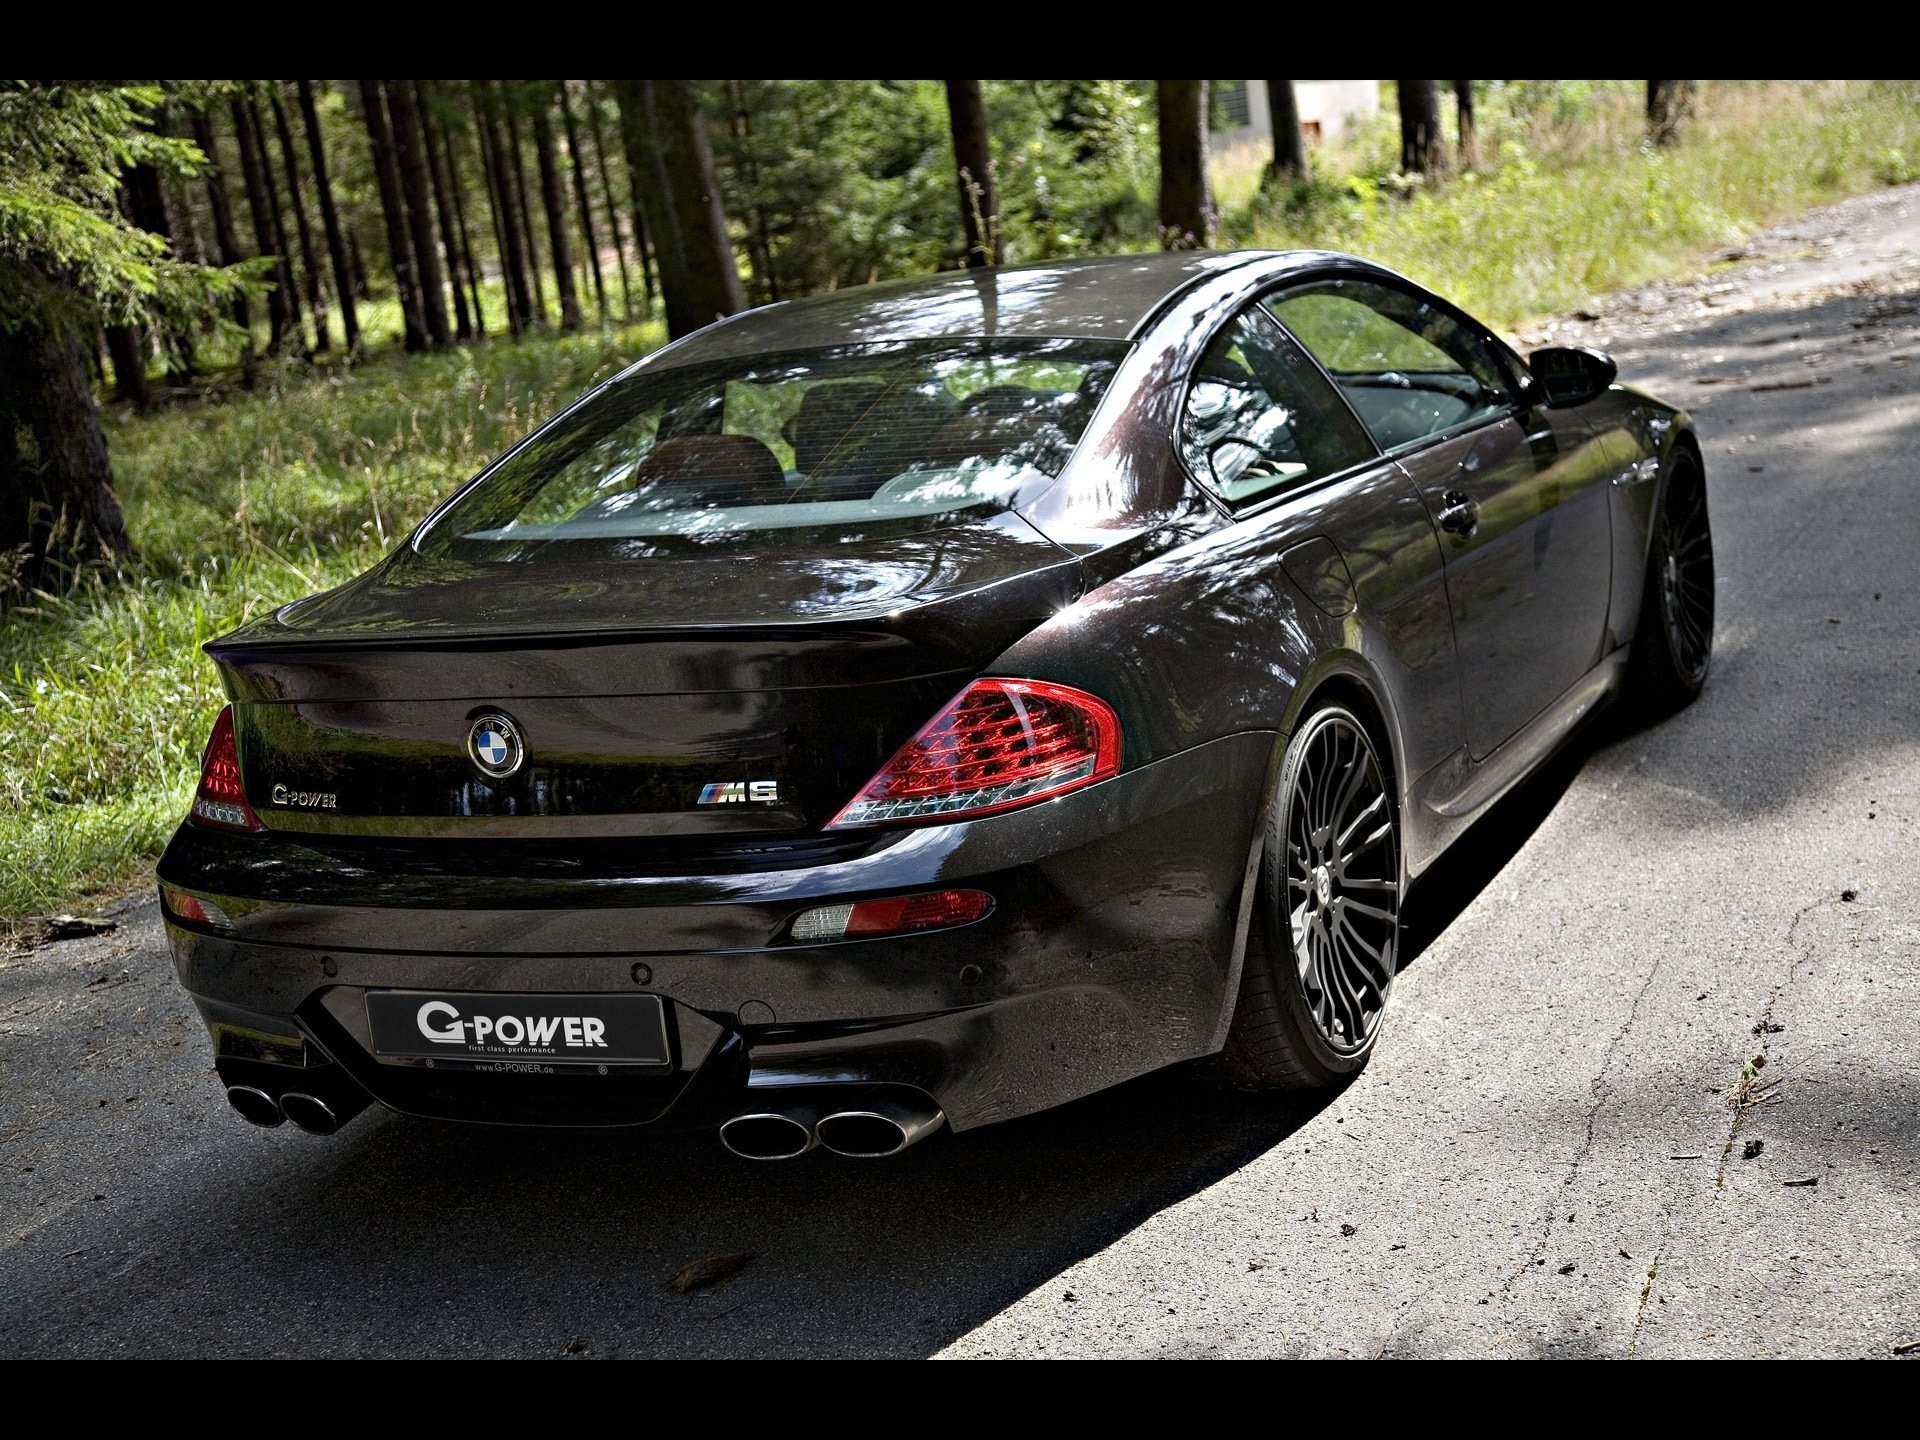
(1220, 704, 1401, 1088)
(1629, 453, 1715, 716)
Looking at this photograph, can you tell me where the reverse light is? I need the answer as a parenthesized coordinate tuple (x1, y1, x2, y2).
(829, 678, 1121, 828)
(188, 705, 264, 833)
(790, 889, 995, 943)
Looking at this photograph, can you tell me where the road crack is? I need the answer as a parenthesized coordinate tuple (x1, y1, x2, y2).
(1628, 1252, 1662, 1356)
(1500, 938, 1666, 1296)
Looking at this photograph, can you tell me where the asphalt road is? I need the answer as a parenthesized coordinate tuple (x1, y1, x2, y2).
(4, 188, 1917, 1359)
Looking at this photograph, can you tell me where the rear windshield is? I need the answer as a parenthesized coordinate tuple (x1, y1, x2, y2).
(415, 338, 1127, 561)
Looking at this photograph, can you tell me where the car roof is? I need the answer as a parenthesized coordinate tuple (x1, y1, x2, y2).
(651, 251, 1304, 365)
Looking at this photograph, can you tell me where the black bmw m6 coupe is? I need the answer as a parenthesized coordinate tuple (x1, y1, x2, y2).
(159, 251, 1713, 1158)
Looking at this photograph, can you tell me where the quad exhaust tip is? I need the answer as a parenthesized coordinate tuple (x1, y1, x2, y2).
(279, 1093, 341, 1135)
(719, 1094, 945, 1160)
(719, 1110, 819, 1161)
(225, 1085, 284, 1128)
(816, 1106, 945, 1158)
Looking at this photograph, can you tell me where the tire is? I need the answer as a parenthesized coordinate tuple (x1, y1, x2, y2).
(1218, 703, 1402, 1090)
(1626, 451, 1714, 719)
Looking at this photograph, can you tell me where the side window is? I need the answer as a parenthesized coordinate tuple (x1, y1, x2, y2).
(1265, 279, 1515, 453)
(1179, 308, 1377, 506)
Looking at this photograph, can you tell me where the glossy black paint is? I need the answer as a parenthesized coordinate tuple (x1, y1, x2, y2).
(159, 250, 1697, 1138)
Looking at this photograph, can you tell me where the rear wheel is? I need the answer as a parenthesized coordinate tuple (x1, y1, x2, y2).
(1219, 704, 1401, 1090)
(1627, 452, 1714, 717)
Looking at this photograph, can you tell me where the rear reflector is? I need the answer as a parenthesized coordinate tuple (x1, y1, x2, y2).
(161, 886, 232, 931)
(829, 678, 1120, 828)
(188, 705, 264, 833)
(790, 889, 993, 943)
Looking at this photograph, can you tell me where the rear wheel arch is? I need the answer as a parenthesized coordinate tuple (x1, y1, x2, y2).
(1211, 657, 1406, 1050)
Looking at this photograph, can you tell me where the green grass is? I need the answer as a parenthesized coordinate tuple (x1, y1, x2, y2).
(3, 78, 1917, 927)
(1219, 80, 1920, 332)
(0, 318, 664, 928)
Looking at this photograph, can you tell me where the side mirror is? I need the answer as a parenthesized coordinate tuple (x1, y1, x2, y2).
(1526, 346, 1618, 408)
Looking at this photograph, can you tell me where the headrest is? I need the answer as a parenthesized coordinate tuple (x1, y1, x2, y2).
(784, 382, 888, 474)
(631, 434, 786, 503)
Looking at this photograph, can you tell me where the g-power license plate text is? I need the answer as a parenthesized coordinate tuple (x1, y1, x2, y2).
(366, 990, 670, 1068)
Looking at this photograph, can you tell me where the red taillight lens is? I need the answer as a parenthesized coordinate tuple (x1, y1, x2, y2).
(188, 706, 264, 833)
(829, 678, 1121, 829)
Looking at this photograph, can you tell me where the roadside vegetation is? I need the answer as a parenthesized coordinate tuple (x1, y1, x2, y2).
(2, 78, 1916, 929)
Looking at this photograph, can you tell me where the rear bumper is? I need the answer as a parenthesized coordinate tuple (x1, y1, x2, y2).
(159, 733, 1275, 1134)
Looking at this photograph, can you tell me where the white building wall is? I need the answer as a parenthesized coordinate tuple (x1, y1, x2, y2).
(1212, 80, 1381, 150)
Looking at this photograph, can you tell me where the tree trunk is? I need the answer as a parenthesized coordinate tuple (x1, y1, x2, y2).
(614, 81, 689, 334)
(359, 78, 426, 352)
(231, 93, 299, 352)
(124, 159, 185, 386)
(297, 80, 360, 352)
(1397, 79, 1444, 175)
(128, 122, 197, 386)
(944, 79, 1002, 268)
(648, 79, 745, 337)
(102, 323, 151, 409)
(472, 81, 531, 337)
(385, 78, 453, 348)
(1264, 79, 1308, 185)
(248, 90, 306, 350)
(584, 79, 636, 319)
(1454, 80, 1477, 171)
(347, 229, 369, 298)
(559, 83, 608, 322)
(415, 82, 472, 342)
(187, 107, 255, 382)
(725, 79, 779, 301)
(1647, 80, 1693, 147)
(1156, 80, 1211, 250)
(421, 82, 483, 339)
(531, 93, 583, 329)
(0, 272, 131, 589)
(503, 96, 548, 323)
(268, 83, 330, 353)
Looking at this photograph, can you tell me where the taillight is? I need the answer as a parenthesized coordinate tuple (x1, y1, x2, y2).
(188, 705, 264, 833)
(829, 678, 1120, 829)
(790, 889, 994, 943)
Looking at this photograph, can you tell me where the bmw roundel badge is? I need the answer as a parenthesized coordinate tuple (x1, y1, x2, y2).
(467, 712, 525, 780)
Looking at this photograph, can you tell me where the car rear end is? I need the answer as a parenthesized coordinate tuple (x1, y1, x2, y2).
(157, 332, 1268, 1153)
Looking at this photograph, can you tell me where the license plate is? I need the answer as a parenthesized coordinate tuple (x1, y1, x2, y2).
(365, 990, 670, 1068)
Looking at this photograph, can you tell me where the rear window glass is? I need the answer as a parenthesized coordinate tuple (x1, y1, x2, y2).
(416, 339, 1126, 561)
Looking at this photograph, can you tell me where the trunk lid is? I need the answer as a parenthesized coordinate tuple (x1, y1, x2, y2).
(210, 517, 1077, 839)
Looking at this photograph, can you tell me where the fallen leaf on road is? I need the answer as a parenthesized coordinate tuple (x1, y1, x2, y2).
(563, 1337, 588, 1356)
(666, 1251, 755, 1294)
(1339, 1224, 1357, 1237)
(1783, 1176, 1820, 1188)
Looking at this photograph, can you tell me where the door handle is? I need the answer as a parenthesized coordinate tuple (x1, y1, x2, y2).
(1436, 490, 1479, 536)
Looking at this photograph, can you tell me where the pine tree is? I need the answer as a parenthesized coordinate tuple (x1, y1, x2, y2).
(530, 89, 582, 329)
(296, 80, 358, 351)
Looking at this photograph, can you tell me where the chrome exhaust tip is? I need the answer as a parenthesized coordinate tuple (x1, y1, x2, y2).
(719, 1110, 818, 1161)
(816, 1101, 944, 1158)
(278, 1093, 340, 1135)
(226, 1085, 284, 1128)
